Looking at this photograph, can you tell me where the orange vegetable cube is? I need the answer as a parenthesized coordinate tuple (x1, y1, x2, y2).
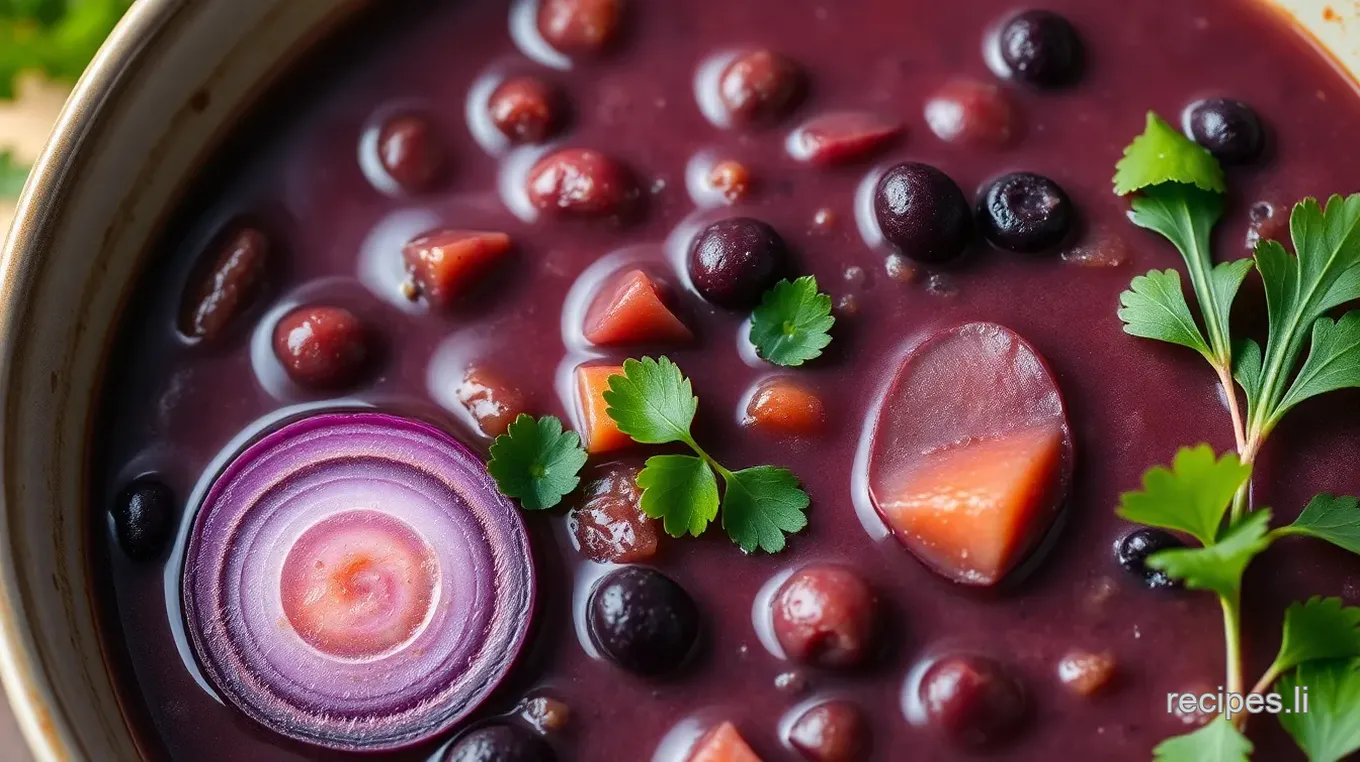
(575, 365, 633, 454)
(402, 230, 512, 308)
(876, 427, 1063, 585)
(689, 721, 761, 762)
(744, 378, 825, 436)
(583, 269, 692, 346)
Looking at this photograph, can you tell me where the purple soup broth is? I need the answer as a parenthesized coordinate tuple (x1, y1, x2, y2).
(90, 0, 1360, 760)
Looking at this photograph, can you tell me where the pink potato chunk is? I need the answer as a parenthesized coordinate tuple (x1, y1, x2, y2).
(867, 322, 1072, 585)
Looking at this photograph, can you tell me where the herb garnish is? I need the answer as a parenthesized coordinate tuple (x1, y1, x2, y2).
(1113, 113, 1360, 759)
(749, 276, 835, 367)
(487, 414, 588, 510)
(604, 356, 810, 552)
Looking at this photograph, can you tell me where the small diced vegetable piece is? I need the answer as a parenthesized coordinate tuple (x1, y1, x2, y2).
(575, 365, 633, 454)
(876, 427, 1063, 585)
(689, 721, 762, 762)
(402, 230, 511, 307)
(456, 364, 527, 437)
(744, 378, 824, 435)
(584, 269, 692, 346)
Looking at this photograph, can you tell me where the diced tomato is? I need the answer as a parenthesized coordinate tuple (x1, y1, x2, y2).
(689, 721, 762, 762)
(876, 427, 1064, 585)
(744, 378, 825, 435)
(583, 270, 692, 346)
(575, 365, 633, 454)
(402, 230, 512, 308)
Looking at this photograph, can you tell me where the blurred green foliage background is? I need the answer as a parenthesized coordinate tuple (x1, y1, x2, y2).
(1, 0, 132, 194)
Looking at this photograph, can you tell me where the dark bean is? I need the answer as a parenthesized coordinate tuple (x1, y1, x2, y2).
(1116, 528, 1184, 590)
(1184, 99, 1265, 164)
(718, 50, 805, 125)
(687, 217, 788, 308)
(526, 148, 639, 218)
(873, 162, 971, 263)
(444, 724, 555, 762)
(788, 700, 868, 762)
(998, 10, 1083, 87)
(771, 565, 880, 668)
(488, 77, 561, 144)
(272, 306, 370, 389)
(919, 654, 1028, 748)
(377, 114, 447, 192)
(588, 566, 700, 675)
(976, 172, 1073, 253)
(537, 0, 623, 54)
(178, 225, 270, 342)
(112, 479, 176, 562)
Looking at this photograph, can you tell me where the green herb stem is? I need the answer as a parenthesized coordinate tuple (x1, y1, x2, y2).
(1222, 592, 1245, 720)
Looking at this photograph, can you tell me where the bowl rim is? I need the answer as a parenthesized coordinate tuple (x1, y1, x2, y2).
(0, 2, 186, 760)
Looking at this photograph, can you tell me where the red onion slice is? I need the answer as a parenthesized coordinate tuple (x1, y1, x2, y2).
(183, 412, 534, 752)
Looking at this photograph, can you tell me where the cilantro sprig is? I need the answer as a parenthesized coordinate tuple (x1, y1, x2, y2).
(1113, 111, 1360, 760)
(603, 356, 809, 553)
(749, 276, 835, 367)
(1120, 448, 1360, 760)
(487, 414, 588, 510)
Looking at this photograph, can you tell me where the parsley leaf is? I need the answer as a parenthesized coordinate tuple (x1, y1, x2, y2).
(637, 454, 719, 537)
(1247, 196, 1360, 437)
(1278, 659, 1360, 762)
(749, 276, 835, 367)
(1117, 269, 1212, 359)
(1268, 598, 1360, 678)
(1153, 716, 1252, 762)
(1114, 112, 1226, 195)
(1284, 494, 1360, 554)
(1113, 113, 1246, 371)
(487, 414, 588, 510)
(0, 150, 27, 197)
(721, 466, 809, 553)
(1148, 509, 1272, 598)
(1117, 445, 1251, 545)
(0, 0, 133, 100)
(603, 356, 697, 446)
(1273, 312, 1360, 421)
(604, 357, 811, 553)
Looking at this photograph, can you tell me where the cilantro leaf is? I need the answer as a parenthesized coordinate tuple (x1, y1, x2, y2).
(1129, 187, 1247, 364)
(487, 414, 588, 510)
(603, 357, 697, 445)
(1274, 312, 1360, 421)
(1148, 509, 1272, 598)
(1278, 659, 1360, 762)
(749, 276, 835, 367)
(636, 454, 719, 537)
(1114, 112, 1226, 195)
(1269, 598, 1360, 678)
(1117, 269, 1212, 358)
(1249, 196, 1360, 435)
(720, 465, 809, 553)
(1153, 716, 1252, 762)
(602, 355, 812, 553)
(1117, 445, 1251, 545)
(1233, 337, 1265, 411)
(0, 150, 27, 198)
(1285, 494, 1360, 555)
